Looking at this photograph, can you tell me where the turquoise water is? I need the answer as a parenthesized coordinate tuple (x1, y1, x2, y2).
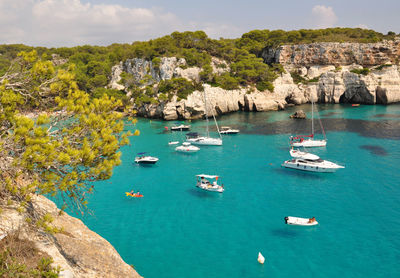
(76, 104, 400, 277)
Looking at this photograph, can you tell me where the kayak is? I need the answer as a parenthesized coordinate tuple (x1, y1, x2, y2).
(125, 192, 143, 198)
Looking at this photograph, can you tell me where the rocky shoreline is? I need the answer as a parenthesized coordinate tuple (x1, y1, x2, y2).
(109, 40, 400, 121)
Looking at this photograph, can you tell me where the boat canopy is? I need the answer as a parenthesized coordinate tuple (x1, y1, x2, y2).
(196, 174, 219, 179)
(221, 126, 231, 129)
(137, 152, 147, 155)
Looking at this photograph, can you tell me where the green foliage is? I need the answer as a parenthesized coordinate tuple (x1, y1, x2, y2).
(0, 51, 134, 215)
(350, 68, 370, 75)
(158, 77, 201, 100)
(290, 71, 308, 84)
(215, 73, 239, 90)
(374, 64, 392, 70)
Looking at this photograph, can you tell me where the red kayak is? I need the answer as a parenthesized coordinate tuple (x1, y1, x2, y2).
(125, 192, 143, 198)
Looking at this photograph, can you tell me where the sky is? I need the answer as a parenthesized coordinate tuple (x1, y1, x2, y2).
(0, 0, 399, 47)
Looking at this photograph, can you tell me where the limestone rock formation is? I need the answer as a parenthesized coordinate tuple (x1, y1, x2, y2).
(0, 195, 141, 278)
(290, 110, 306, 119)
(262, 39, 400, 67)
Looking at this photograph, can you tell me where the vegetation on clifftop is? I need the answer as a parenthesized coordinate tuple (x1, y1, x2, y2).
(0, 28, 394, 103)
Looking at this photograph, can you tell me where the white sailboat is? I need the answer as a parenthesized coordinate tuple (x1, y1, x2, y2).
(290, 100, 327, 147)
(186, 91, 222, 146)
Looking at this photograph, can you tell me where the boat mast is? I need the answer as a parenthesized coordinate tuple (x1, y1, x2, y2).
(311, 99, 314, 136)
(203, 90, 210, 137)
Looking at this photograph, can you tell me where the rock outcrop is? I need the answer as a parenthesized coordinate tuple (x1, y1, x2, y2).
(262, 39, 400, 67)
(109, 40, 400, 119)
(290, 110, 306, 119)
(0, 195, 141, 278)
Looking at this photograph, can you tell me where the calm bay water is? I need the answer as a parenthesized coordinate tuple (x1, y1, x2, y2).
(75, 104, 400, 277)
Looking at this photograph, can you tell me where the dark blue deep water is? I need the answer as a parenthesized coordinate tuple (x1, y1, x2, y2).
(74, 104, 400, 277)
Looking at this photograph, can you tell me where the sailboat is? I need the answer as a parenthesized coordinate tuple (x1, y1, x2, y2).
(290, 100, 327, 147)
(186, 91, 222, 146)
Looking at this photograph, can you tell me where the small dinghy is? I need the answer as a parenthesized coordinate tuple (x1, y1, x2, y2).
(125, 192, 143, 198)
(168, 141, 179, 145)
(284, 216, 318, 226)
(258, 252, 265, 264)
(175, 142, 200, 153)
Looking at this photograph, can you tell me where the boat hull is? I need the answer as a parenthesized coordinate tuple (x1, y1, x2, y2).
(282, 161, 342, 173)
(187, 137, 222, 146)
(171, 127, 190, 131)
(285, 216, 318, 226)
(196, 183, 224, 193)
(291, 139, 327, 147)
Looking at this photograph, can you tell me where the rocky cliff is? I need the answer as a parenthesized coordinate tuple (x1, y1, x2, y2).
(262, 39, 400, 67)
(109, 39, 400, 120)
(0, 194, 141, 278)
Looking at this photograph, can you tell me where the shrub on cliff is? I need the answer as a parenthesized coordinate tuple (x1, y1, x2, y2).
(0, 50, 136, 216)
(350, 68, 370, 75)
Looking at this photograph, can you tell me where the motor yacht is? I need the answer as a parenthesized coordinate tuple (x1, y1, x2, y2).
(282, 151, 344, 172)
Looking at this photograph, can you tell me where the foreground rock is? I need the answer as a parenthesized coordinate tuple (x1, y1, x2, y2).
(290, 110, 306, 119)
(0, 195, 141, 278)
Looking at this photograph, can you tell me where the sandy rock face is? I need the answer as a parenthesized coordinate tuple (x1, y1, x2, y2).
(0, 195, 141, 278)
(262, 40, 400, 67)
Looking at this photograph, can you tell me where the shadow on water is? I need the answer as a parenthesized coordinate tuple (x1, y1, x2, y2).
(273, 168, 325, 181)
(270, 228, 299, 238)
(186, 188, 217, 199)
(322, 111, 343, 117)
(360, 145, 388, 156)
(242, 118, 400, 140)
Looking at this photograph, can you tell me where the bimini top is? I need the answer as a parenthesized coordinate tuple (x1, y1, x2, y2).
(137, 152, 147, 155)
(196, 174, 219, 179)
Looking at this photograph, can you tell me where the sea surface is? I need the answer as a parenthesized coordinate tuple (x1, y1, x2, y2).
(71, 104, 400, 277)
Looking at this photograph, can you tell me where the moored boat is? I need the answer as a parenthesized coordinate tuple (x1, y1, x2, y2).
(134, 152, 159, 164)
(220, 126, 240, 134)
(171, 124, 191, 131)
(282, 150, 344, 172)
(284, 216, 318, 226)
(196, 174, 224, 193)
(175, 142, 200, 153)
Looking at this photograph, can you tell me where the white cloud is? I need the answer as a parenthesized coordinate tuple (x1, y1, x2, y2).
(311, 5, 338, 28)
(0, 0, 182, 46)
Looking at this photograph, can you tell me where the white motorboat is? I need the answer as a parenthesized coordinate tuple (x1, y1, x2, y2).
(220, 126, 240, 134)
(285, 216, 318, 226)
(168, 141, 179, 145)
(134, 152, 159, 164)
(290, 100, 327, 147)
(282, 155, 344, 173)
(175, 142, 200, 153)
(171, 124, 191, 131)
(196, 174, 224, 193)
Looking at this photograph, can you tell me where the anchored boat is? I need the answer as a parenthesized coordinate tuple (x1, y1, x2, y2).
(196, 174, 224, 193)
(134, 152, 159, 164)
(282, 150, 344, 173)
(285, 216, 318, 226)
(175, 142, 200, 153)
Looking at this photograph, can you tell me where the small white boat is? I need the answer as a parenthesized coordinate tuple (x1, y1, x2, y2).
(285, 216, 318, 226)
(257, 252, 265, 264)
(171, 124, 191, 131)
(134, 152, 159, 164)
(175, 142, 200, 153)
(220, 126, 240, 134)
(168, 141, 179, 145)
(196, 174, 224, 193)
